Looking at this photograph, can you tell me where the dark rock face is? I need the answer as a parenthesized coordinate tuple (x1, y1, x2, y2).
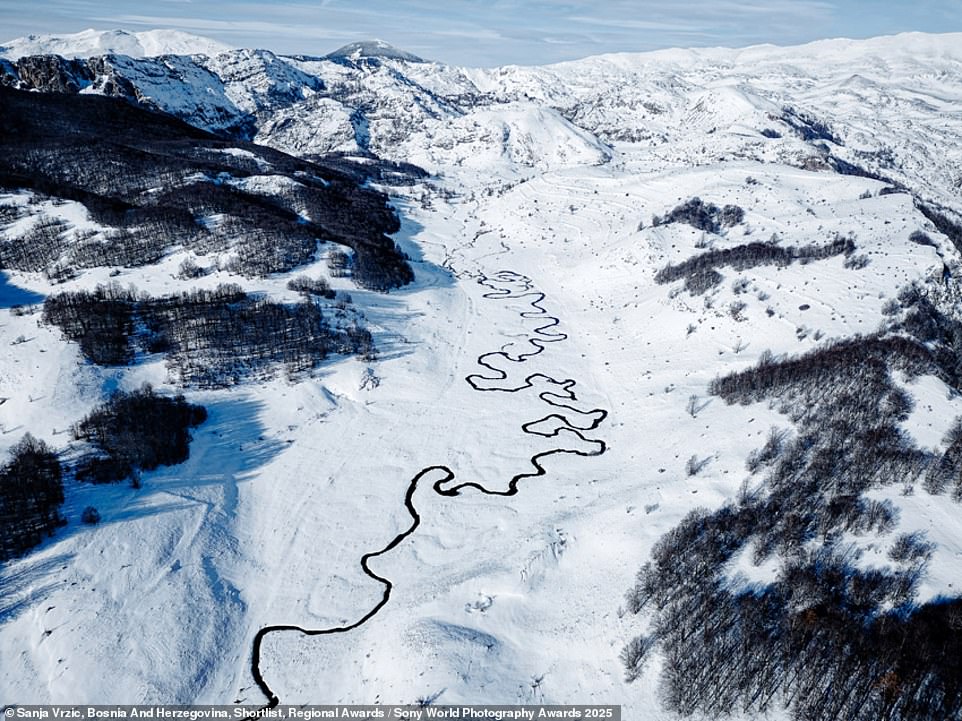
(0, 58, 17, 86)
(1, 50, 332, 141)
(324, 40, 425, 64)
(85, 56, 140, 101)
(6, 54, 93, 93)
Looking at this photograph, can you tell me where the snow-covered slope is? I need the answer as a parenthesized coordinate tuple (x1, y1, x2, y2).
(2, 29, 962, 721)
(0, 28, 232, 59)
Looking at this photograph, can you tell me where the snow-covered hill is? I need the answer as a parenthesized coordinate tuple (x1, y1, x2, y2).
(2, 28, 962, 721)
(324, 40, 426, 64)
(0, 28, 233, 59)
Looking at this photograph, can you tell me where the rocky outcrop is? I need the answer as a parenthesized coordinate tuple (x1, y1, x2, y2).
(5, 54, 93, 93)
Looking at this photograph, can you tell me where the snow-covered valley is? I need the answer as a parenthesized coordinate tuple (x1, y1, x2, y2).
(2, 29, 962, 720)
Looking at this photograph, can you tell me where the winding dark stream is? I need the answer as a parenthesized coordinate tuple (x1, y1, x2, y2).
(247, 268, 608, 708)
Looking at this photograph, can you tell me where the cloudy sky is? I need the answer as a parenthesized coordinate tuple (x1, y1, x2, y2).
(2, 0, 960, 65)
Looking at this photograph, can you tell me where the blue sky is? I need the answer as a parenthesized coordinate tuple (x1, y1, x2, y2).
(2, 0, 960, 65)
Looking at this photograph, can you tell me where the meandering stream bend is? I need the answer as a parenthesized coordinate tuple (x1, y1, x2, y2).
(247, 268, 608, 709)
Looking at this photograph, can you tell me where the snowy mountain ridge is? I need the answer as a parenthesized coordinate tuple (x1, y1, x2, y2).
(0, 28, 234, 60)
(3, 29, 961, 193)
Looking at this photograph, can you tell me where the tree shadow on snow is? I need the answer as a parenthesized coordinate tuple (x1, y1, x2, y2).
(0, 397, 283, 629)
(59, 396, 286, 535)
(0, 552, 74, 625)
(344, 291, 422, 363)
(0, 271, 44, 309)
(390, 213, 456, 292)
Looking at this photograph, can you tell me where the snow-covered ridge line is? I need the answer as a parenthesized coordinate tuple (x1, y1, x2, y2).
(0, 28, 233, 59)
(537, 30, 962, 69)
(5, 27, 962, 66)
(6, 29, 962, 199)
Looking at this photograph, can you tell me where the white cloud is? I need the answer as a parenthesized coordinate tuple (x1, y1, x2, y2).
(565, 16, 709, 33)
(91, 13, 361, 40)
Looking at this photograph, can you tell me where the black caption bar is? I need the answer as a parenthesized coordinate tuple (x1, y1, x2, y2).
(2, 707, 620, 721)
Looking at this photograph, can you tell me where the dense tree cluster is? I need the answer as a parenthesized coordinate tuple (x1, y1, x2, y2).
(42, 283, 137, 365)
(879, 186, 907, 196)
(651, 197, 744, 233)
(72, 385, 207, 484)
(915, 201, 962, 255)
(310, 153, 429, 187)
(908, 230, 936, 247)
(654, 235, 856, 294)
(709, 335, 932, 405)
(0, 434, 64, 561)
(350, 242, 414, 291)
(42, 283, 376, 386)
(895, 281, 962, 389)
(0, 215, 70, 272)
(924, 420, 962, 498)
(287, 275, 336, 298)
(327, 250, 351, 277)
(177, 257, 209, 279)
(625, 522, 962, 721)
(622, 328, 962, 720)
(776, 105, 842, 144)
(0, 85, 412, 290)
(825, 154, 896, 184)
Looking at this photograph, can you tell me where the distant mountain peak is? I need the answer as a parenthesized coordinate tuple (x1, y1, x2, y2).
(0, 27, 233, 60)
(324, 40, 424, 64)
